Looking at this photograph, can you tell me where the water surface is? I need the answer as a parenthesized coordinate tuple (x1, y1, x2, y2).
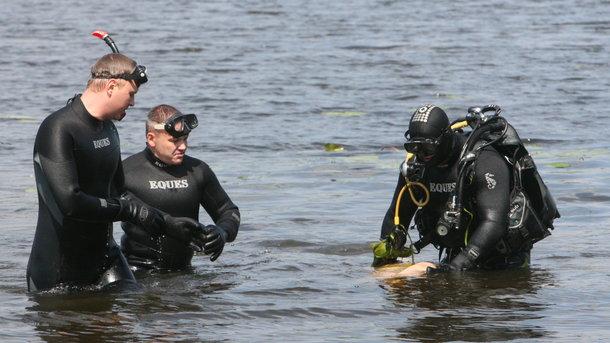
(1, 0, 609, 342)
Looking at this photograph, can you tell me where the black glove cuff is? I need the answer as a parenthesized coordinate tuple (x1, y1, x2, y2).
(465, 247, 481, 262)
(388, 224, 408, 250)
(450, 247, 480, 271)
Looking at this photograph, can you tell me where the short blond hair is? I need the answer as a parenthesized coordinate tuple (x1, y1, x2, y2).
(87, 53, 137, 92)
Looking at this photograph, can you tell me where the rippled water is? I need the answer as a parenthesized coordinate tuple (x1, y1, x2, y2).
(1, 0, 610, 342)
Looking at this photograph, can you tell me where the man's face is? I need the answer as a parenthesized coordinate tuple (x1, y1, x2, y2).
(108, 80, 137, 121)
(147, 130, 188, 165)
(405, 139, 441, 164)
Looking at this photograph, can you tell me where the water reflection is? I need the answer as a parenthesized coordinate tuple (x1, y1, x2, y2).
(380, 268, 556, 342)
(24, 291, 140, 343)
(23, 270, 235, 342)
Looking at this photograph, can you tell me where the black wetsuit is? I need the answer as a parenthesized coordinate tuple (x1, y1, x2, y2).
(27, 95, 134, 292)
(121, 148, 240, 270)
(380, 134, 525, 269)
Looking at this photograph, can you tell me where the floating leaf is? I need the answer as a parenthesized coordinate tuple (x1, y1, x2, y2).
(0, 114, 37, 122)
(434, 93, 462, 99)
(555, 149, 609, 157)
(382, 145, 401, 152)
(550, 163, 571, 168)
(321, 111, 367, 116)
(324, 143, 344, 152)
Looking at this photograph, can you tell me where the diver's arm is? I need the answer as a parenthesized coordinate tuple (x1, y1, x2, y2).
(380, 173, 418, 239)
(34, 124, 120, 221)
(199, 166, 240, 242)
(451, 150, 511, 269)
(372, 173, 419, 267)
(113, 156, 128, 196)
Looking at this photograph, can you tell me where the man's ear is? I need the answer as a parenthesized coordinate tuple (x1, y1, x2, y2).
(106, 79, 119, 97)
(146, 131, 157, 148)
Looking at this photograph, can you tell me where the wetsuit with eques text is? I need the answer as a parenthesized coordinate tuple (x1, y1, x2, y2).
(27, 95, 134, 291)
(380, 135, 519, 269)
(121, 148, 240, 270)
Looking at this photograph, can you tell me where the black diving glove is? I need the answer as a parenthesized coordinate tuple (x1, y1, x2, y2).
(387, 225, 408, 251)
(427, 261, 458, 273)
(427, 248, 479, 273)
(163, 216, 207, 252)
(112, 194, 164, 234)
(202, 225, 228, 261)
(370, 225, 413, 267)
(449, 248, 478, 271)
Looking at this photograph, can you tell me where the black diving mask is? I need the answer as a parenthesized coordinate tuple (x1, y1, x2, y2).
(153, 112, 198, 138)
(404, 130, 445, 156)
(91, 64, 148, 87)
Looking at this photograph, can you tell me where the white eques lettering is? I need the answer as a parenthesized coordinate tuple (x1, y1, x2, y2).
(429, 182, 456, 193)
(149, 179, 189, 190)
(92, 137, 111, 149)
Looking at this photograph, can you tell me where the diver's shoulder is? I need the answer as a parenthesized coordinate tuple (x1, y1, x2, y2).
(183, 154, 206, 166)
(123, 150, 148, 169)
(182, 155, 214, 175)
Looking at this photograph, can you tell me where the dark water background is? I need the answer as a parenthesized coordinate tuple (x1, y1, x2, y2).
(1, 0, 610, 342)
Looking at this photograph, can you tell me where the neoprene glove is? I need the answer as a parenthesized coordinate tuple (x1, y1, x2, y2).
(449, 248, 478, 271)
(428, 247, 479, 273)
(203, 225, 228, 261)
(163, 216, 206, 252)
(387, 225, 408, 251)
(370, 225, 413, 267)
(113, 195, 165, 234)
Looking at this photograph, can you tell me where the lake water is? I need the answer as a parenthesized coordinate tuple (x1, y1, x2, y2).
(1, 0, 609, 342)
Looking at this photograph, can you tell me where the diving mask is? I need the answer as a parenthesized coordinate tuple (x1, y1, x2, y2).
(153, 112, 198, 138)
(91, 64, 148, 87)
(403, 130, 446, 156)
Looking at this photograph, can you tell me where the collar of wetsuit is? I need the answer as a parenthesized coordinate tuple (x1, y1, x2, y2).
(69, 94, 104, 128)
(144, 146, 169, 169)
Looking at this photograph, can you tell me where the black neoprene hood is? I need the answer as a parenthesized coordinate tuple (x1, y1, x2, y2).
(408, 105, 449, 139)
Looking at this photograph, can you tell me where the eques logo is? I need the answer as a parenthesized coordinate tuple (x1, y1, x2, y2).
(429, 182, 456, 193)
(92, 137, 111, 149)
(485, 172, 497, 189)
(149, 179, 189, 190)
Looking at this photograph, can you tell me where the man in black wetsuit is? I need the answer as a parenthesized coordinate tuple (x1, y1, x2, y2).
(28, 54, 203, 292)
(121, 104, 240, 271)
(375, 104, 525, 271)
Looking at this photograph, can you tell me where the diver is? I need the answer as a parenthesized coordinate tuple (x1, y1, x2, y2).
(120, 104, 240, 271)
(372, 104, 559, 271)
(27, 36, 202, 292)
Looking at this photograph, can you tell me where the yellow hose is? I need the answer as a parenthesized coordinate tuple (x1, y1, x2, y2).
(450, 121, 469, 130)
(393, 153, 429, 225)
(393, 120, 468, 226)
(462, 208, 474, 246)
